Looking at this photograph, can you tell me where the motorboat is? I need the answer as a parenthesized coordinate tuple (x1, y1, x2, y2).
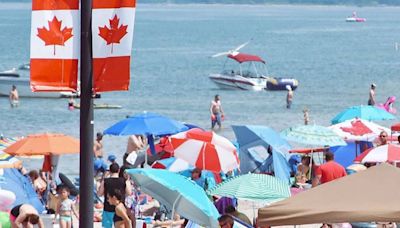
(0, 68, 19, 77)
(346, 11, 366, 22)
(209, 53, 269, 91)
(0, 64, 78, 98)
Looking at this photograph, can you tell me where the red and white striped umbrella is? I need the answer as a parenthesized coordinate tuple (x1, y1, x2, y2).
(354, 144, 400, 163)
(329, 118, 390, 142)
(169, 128, 239, 173)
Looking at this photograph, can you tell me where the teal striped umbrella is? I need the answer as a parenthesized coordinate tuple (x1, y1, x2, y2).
(207, 173, 290, 202)
(281, 125, 346, 147)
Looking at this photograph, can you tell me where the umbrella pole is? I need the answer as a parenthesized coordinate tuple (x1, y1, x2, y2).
(356, 141, 358, 157)
(146, 135, 156, 168)
(309, 150, 313, 181)
(202, 144, 206, 170)
(171, 195, 182, 228)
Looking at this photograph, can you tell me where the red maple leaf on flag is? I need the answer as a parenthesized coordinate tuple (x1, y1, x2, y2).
(37, 16, 73, 55)
(340, 120, 373, 136)
(98, 15, 128, 54)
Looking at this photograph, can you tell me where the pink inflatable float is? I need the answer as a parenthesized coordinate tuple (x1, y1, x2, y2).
(376, 96, 396, 114)
(0, 189, 16, 211)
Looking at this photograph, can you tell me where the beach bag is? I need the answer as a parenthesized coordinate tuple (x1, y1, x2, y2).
(126, 152, 138, 166)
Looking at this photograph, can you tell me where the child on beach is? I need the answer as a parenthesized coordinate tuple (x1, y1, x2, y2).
(303, 108, 310, 125)
(54, 186, 79, 228)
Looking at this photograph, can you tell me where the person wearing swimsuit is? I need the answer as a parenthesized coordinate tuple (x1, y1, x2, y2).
(108, 190, 134, 228)
(10, 204, 44, 228)
(54, 186, 79, 228)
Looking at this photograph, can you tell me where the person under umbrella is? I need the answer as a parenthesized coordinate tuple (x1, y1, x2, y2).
(312, 151, 346, 187)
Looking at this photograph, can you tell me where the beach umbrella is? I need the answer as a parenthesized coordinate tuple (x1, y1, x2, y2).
(232, 125, 292, 158)
(354, 144, 400, 164)
(103, 112, 188, 156)
(126, 168, 220, 227)
(331, 105, 395, 124)
(0, 151, 22, 169)
(391, 123, 400, 132)
(4, 133, 79, 156)
(346, 164, 367, 173)
(0, 136, 19, 151)
(146, 136, 174, 156)
(281, 125, 346, 147)
(329, 118, 390, 142)
(151, 157, 193, 172)
(232, 125, 292, 183)
(169, 128, 239, 173)
(207, 173, 291, 203)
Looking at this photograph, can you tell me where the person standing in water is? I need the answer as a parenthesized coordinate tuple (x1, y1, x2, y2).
(303, 108, 310, 125)
(9, 85, 19, 107)
(210, 94, 224, 131)
(94, 132, 104, 159)
(68, 97, 75, 110)
(368, 83, 376, 106)
(286, 85, 293, 109)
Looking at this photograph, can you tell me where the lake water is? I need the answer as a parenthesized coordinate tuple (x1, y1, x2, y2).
(0, 3, 399, 175)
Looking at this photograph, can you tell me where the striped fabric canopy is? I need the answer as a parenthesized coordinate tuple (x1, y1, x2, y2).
(0, 151, 22, 169)
(355, 144, 400, 163)
(0, 137, 22, 168)
(207, 173, 291, 203)
(281, 125, 346, 147)
(0, 137, 19, 151)
(170, 128, 239, 173)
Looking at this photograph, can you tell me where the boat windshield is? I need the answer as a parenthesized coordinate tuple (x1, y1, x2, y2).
(242, 70, 258, 78)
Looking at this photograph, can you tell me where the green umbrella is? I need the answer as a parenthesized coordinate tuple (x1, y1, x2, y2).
(281, 125, 347, 147)
(207, 173, 291, 203)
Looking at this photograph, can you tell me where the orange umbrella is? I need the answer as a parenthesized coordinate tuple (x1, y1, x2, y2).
(4, 133, 80, 156)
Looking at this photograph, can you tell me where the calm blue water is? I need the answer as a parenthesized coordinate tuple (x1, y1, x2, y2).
(0, 3, 399, 174)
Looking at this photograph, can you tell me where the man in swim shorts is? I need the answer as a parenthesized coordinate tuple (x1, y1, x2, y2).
(210, 94, 224, 131)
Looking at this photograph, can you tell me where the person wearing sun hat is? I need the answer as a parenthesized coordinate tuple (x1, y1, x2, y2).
(107, 154, 117, 165)
(368, 83, 376, 105)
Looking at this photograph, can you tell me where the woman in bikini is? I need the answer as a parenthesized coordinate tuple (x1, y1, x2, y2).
(108, 189, 134, 228)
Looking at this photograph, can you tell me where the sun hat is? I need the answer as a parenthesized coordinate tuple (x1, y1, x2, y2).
(107, 154, 116, 162)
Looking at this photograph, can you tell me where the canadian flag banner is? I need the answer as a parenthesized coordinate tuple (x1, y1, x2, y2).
(92, 0, 136, 92)
(30, 0, 80, 92)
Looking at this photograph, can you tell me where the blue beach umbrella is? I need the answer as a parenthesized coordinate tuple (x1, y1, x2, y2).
(126, 169, 220, 227)
(331, 105, 395, 124)
(103, 112, 188, 155)
(232, 125, 292, 183)
(0, 168, 45, 213)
